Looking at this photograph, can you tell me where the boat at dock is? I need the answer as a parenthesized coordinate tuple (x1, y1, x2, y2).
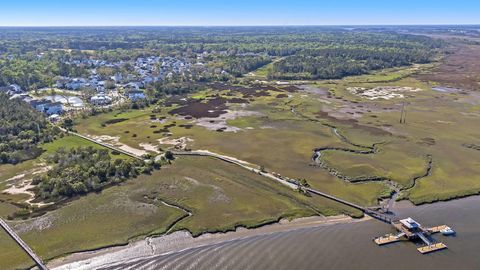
(440, 226, 455, 236)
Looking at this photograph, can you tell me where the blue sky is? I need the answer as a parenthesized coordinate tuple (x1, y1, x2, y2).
(0, 0, 479, 26)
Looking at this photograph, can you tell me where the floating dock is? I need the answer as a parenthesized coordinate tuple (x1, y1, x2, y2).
(427, 225, 449, 233)
(374, 217, 452, 254)
(417, 243, 448, 254)
(374, 234, 402, 245)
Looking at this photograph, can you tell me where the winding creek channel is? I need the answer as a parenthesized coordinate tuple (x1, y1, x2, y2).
(288, 106, 434, 214)
(48, 116, 475, 270)
(312, 126, 434, 214)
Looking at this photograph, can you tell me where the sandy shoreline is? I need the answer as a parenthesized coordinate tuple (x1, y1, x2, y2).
(49, 215, 369, 269)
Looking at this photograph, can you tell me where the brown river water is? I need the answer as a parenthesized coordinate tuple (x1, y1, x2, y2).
(70, 196, 480, 270)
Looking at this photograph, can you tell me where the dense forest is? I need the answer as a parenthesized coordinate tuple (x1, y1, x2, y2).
(267, 33, 440, 79)
(34, 147, 146, 200)
(0, 93, 59, 164)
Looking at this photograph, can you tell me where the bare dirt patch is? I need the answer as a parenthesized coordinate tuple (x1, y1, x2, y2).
(298, 85, 330, 96)
(91, 135, 147, 156)
(193, 110, 262, 132)
(4, 166, 53, 207)
(139, 143, 160, 153)
(347, 86, 422, 100)
(158, 137, 194, 150)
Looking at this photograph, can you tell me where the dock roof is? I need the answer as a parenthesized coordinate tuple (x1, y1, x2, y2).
(400, 218, 420, 229)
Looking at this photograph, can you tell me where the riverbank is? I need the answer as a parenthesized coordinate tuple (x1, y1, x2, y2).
(49, 215, 367, 269)
(56, 195, 480, 270)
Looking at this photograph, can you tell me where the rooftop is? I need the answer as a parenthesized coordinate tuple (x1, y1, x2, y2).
(400, 218, 420, 229)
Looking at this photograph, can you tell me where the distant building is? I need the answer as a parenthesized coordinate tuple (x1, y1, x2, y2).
(55, 79, 68, 89)
(111, 73, 123, 83)
(90, 94, 113, 105)
(9, 84, 22, 93)
(10, 93, 32, 103)
(126, 90, 146, 101)
(65, 78, 87, 90)
(30, 100, 63, 115)
(48, 114, 60, 122)
(124, 82, 142, 90)
(0, 84, 23, 95)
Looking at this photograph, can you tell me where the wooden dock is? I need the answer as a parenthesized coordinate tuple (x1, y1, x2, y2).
(374, 217, 452, 254)
(427, 225, 448, 233)
(417, 243, 448, 254)
(374, 234, 401, 245)
(0, 218, 48, 270)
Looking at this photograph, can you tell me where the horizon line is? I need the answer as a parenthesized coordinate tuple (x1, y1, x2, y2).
(0, 23, 479, 28)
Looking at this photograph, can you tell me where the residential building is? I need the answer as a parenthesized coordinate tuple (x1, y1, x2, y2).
(126, 90, 146, 101)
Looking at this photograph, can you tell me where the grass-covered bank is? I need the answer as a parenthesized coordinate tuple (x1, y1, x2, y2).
(0, 156, 359, 270)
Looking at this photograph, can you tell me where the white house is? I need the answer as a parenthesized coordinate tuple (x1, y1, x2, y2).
(90, 94, 113, 105)
(127, 90, 146, 101)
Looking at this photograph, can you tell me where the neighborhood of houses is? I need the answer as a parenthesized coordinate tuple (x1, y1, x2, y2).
(1, 84, 66, 121)
(55, 55, 193, 92)
(1, 53, 232, 121)
(0, 56, 187, 118)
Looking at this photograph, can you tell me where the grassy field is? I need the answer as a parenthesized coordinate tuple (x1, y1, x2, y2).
(0, 178, 184, 269)
(0, 156, 360, 270)
(73, 61, 480, 207)
(136, 156, 361, 236)
(314, 66, 480, 203)
(0, 135, 131, 219)
(320, 142, 429, 186)
(75, 97, 388, 207)
(0, 135, 125, 183)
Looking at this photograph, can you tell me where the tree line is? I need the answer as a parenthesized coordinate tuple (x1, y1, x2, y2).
(33, 146, 148, 201)
(0, 93, 60, 164)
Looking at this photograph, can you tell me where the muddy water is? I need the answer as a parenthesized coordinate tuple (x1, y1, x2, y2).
(98, 196, 480, 270)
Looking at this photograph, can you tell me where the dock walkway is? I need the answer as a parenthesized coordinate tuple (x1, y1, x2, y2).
(416, 232, 432, 246)
(0, 218, 48, 270)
